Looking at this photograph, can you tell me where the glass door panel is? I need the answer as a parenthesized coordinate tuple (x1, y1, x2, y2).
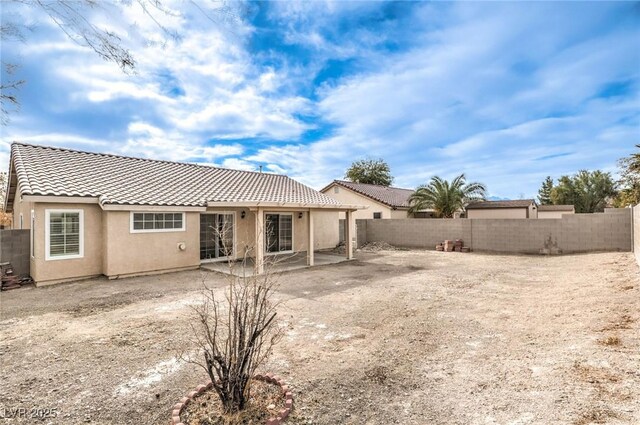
(200, 213, 234, 261)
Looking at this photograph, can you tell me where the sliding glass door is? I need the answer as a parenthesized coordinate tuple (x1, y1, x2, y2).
(265, 213, 293, 253)
(200, 213, 234, 261)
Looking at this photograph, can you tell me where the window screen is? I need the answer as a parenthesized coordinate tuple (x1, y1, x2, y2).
(132, 213, 184, 231)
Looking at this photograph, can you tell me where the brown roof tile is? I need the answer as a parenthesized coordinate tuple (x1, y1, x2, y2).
(324, 180, 415, 209)
(9, 143, 341, 208)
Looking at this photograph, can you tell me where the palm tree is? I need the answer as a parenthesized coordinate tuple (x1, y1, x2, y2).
(409, 174, 487, 218)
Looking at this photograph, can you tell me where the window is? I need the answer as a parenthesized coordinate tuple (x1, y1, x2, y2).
(265, 213, 293, 253)
(373, 212, 382, 219)
(45, 209, 84, 261)
(130, 212, 185, 233)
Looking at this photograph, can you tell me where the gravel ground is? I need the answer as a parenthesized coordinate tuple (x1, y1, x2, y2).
(0, 251, 638, 425)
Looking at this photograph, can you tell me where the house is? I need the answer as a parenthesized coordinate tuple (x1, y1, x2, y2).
(537, 204, 575, 219)
(4, 143, 362, 286)
(466, 199, 538, 219)
(321, 180, 434, 219)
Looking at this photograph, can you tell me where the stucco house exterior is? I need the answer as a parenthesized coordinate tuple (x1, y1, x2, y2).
(5, 143, 361, 286)
(321, 180, 434, 219)
(466, 199, 538, 219)
(537, 204, 575, 219)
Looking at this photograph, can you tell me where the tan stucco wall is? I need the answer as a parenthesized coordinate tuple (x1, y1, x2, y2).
(390, 209, 411, 219)
(102, 210, 200, 277)
(31, 203, 103, 285)
(27, 203, 340, 285)
(467, 208, 529, 219)
(538, 210, 574, 219)
(11, 182, 33, 230)
(312, 211, 339, 249)
(322, 184, 387, 220)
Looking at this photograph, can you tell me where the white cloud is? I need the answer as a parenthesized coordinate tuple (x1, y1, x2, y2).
(1, 1, 637, 199)
(121, 122, 243, 162)
(221, 158, 256, 171)
(6, 1, 312, 147)
(245, 2, 638, 196)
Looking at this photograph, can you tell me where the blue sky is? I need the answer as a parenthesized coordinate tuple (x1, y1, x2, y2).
(1, 1, 638, 199)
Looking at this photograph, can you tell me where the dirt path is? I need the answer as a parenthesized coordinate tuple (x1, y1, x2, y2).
(1, 251, 638, 424)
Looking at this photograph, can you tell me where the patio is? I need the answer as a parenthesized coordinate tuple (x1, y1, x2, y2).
(200, 251, 352, 276)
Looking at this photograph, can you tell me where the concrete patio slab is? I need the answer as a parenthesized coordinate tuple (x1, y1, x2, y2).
(200, 251, 351, 276)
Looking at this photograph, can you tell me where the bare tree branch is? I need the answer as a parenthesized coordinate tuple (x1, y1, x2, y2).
(180, 221, 286, 414)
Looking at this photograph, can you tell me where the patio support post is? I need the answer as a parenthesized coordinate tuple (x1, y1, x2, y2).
(345, 210, 354, 260)
(307, 210, 314, 266)
(255, 207, 264, 275)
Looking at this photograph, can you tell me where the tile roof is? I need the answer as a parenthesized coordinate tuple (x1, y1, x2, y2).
(8, 143, 342, 208)
(466, 199, 536, 209)
(538, 204, 574, 211)
(324, 180, 415, 209)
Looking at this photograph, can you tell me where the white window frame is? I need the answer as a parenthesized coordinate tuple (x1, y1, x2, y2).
(200, 211, 237, 263)
(264, 212, 294, 255)
(45, 209, 84, 261)
(129, 212, 186, 233)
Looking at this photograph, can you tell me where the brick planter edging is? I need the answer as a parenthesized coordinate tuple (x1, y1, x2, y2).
(171, 374, 293, 425)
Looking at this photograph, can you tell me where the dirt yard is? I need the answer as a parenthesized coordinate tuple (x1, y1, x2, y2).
(1, 251, 638, 425)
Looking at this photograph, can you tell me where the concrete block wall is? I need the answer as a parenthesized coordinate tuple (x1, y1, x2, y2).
(362, 218, 471, 249)
(359, 209, 632, 254)
(356, 219, 367, 248)
(634, 205, 640, 267)
(470, 219, 559, 253)
(561, 211, 631, 253)
(0, 230, 30, 275)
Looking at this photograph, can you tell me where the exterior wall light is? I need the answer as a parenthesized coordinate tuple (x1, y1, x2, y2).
(241, 210, 246, 219)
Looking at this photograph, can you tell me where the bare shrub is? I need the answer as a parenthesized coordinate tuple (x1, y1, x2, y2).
(182, 220, 286, 414)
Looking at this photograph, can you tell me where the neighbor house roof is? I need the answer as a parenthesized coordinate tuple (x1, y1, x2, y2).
(322, 180, 415, 209)
(538, 204, 574, 212)
(6, 143, 354, 211)
(466, 199, 536, 210)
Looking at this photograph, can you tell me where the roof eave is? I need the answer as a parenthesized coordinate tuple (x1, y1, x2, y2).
(3, 155, 14, 213)
(206, 201, 366, 210)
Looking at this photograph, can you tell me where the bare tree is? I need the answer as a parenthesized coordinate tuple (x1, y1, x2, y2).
(182, 221, 287, 414)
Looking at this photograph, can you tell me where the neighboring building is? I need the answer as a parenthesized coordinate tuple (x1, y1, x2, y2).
(320, 180, 433, 219)
(4, 143, 362, 286)
(537, 204, 575, 219)
(466, 199, 538, 219)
